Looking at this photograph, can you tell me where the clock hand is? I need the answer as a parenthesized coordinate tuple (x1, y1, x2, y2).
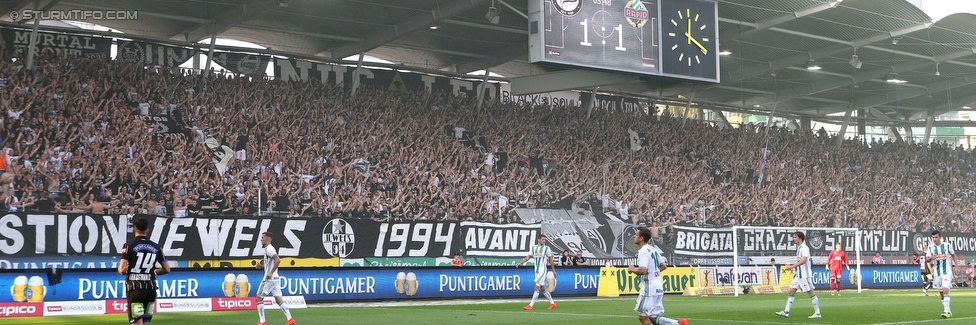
(685, 32, 708, 54)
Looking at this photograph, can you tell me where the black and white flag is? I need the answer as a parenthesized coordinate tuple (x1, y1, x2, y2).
(352, 158, 371, 177)
(208, 52, 271, 76)
(132, 114, 189, 136)
(627, 128, 647, 151)
(204, 137, 235, 175)
(117, 40, 198, 67)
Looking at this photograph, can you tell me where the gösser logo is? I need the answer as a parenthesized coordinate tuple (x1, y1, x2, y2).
(0, 305, 37, 316)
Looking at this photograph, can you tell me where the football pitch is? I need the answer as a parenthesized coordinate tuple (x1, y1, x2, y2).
(6, 289, 975, 324)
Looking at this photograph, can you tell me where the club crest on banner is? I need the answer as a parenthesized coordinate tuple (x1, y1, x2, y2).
(322, 219, 355, 258)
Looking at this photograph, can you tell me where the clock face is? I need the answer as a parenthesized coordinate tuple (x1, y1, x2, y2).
(660, 0, 718, 81)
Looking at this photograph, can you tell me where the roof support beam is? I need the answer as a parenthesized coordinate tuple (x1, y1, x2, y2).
(171, 0, 277, 41)
(852, 75, 976, 108)
(735, 46, 976, 107)
(729, 23, 931, 81)
(719, 0, 843, 40)
(454, 43, 526, 74)
(387, 43, 485, 58)
(10, 0, 61, 17)
(660, 22, 932, 98)
(237, 24, 361, 42)
(509, 70, 639, 95)
(60, 1, 212, 24)
(326, 0, 488, 59)
(443, 19, 526, 34)
(906, 92, 976, 121)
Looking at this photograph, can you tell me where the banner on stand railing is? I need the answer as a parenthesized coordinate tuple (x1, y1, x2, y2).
(0, 28, 111, 58)
(670, 226, 919, 260)
(273, 58, 498, 100)
(116, 40, 198, 67)
(141, 216, 460, 260)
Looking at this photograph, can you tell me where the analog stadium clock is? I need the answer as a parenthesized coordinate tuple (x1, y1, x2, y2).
(660, 0, 718, 81)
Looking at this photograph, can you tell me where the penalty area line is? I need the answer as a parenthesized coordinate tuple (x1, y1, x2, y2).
(308, 297, 630, 309)
(435, 310, 789, 324)
(439, 309, 632, 319)
(873, 317, 976, 325)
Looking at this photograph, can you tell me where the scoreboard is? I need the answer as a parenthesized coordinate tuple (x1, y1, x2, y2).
(528, 0, 719, 83)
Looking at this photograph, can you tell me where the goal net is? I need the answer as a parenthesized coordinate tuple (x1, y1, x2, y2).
(730, 226, 862, 296)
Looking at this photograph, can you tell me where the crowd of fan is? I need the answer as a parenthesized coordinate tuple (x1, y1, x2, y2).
(0, 53, 973, 232)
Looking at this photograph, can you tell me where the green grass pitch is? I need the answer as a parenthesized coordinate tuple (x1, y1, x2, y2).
(5, 289, 974, 324)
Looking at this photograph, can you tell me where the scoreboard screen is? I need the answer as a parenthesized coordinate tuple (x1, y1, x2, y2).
(528, 0, 719, 83)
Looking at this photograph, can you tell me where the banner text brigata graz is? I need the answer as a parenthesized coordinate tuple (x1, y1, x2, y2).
(670, 225, 951, 259)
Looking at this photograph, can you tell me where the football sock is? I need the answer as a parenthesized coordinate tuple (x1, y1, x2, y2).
(836, 281, 841, 291)
(829, 280, 835, 291)
(655, 316, 679, 325)
(785, 295, 795, 312)
(811, 295, 820, 314)
(543, 290, 554, 304)
(530, 290, 540, 307)
(942, 294, 950, 313)
(279, 300, 292, 319)
(258, 301, 266, 322)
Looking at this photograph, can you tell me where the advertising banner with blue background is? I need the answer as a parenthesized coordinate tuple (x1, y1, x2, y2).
(775, 264, 923, 289)
(0, 267, 601, 303)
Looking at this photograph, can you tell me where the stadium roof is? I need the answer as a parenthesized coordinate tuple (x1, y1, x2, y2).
(4, 0, 976, 127)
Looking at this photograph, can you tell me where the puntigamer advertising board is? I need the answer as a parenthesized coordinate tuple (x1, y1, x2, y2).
(0, 267, 600, 304)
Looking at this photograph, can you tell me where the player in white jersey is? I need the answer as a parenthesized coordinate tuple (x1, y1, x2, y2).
(926, 230, 956, 318)
(516, 234, 556, 310)
(256, 232, 296, 325)
(628, 226, 687, 325)
(776, 231, 822, 319)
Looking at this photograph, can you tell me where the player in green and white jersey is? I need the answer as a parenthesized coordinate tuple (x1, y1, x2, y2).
(256, 232, 295, 325)
(628, 226, 686, 325)
(516, 234, 556, 310)
(776, 231, 822, 319)
(926, 230, 957, 318)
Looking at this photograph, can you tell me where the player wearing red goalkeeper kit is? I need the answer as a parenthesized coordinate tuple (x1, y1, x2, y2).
(826, 243, 850, 295)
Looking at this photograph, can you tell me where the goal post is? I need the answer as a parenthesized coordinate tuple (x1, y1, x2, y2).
(731, 226, 862, 296)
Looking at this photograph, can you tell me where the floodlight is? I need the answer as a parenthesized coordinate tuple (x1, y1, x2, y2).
(884, 73, 907, 84)
(486, 6, 500, 24)
(806, 59, 821, 70)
